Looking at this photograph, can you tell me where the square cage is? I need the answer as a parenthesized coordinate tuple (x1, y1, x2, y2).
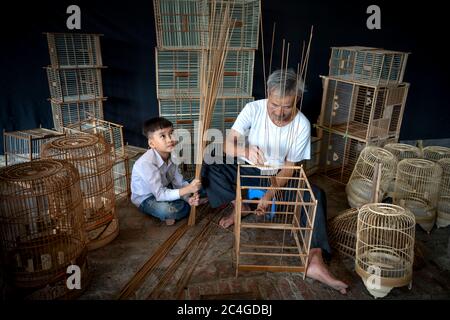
(46, 67, 105, 103)
(301, 136, 320, 176)
(235, 164, 317, 275)
(51, 99, 105, 132)
(3, 128, 65, 166)
(46, 33, 103, 68)
(319, 76, 409, 142)
(329, 47, 409, 85)
(156, 49, 254, 98)
(153, 0, 260, 49)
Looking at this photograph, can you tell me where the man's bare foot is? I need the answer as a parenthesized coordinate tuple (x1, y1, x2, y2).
(165, 219, 175, 226)
(218, 201, 251, 229)
(306, 248, 349, 294)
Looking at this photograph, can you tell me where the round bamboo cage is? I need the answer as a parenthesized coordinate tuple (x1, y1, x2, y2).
(0, 159, 88, 299)
(437, 158, 450, 228)
(394, 159, 442, 233)
(346, 146, 397, 208)
(329, 208, 359, 260)
(41, 133, 118, 250)
(423, 146, 450, 162)
(355, 203, 415, 299)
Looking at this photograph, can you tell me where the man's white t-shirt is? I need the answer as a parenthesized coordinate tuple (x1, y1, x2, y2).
(231, 99, 311, 165)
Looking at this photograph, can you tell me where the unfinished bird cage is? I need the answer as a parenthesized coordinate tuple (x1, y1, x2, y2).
(422, 146, 450, 162)
(329, 208, 359, 260)
(234, 164, 317, 275)
(0, 159, 88, 299)
(437, 158, 450, 228)
(51, 99, 105, 132)
(394, 158, 442, 233)
(41, 134, 118, 250)
(329, 47, 409, 86)
(355, 203, 415, 298)
(153, 0, 260, 50)
(3, 128, 65, 166)
(318, 76, 409, 143)
(346, 146, 397, 208)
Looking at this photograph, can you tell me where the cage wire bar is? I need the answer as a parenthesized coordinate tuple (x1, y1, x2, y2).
(329, 208, 359, 260)
(51, 99, 105, 132)
(437, 158, 450, 228)
(0, 159, 88, 299)
(3, 128, 65, 166)
(235, 164, 317, 275)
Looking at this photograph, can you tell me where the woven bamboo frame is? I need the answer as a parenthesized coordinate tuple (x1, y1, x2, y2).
(329, 47, 409, 86)
(41, 134, 118, 250)
(234, 164, 317, 275)
(0, 159, 87, 297)
(422, 146, 450, 162)
(394, 158, 442, 233)
(51, 99, 105, 132)
(346, 146, 397, 208)
(3, 128, 65, 166)
(355, 203, 415, 298)
(437, 158, 450, 228)
(329, 208, 359, 260)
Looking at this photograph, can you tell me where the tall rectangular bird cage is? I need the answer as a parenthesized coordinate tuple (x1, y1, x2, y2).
(156, 49, 255, 98)
(46, 33, 103, 68)
(318, 76, 409, 143)
(3, 128, 65, 166)
(329, 47, 409, 86)
(234, 164, 317, 275)
(51, 99, 105, 132)
(153, 0, 260, 50)
(300, 136, 321, 176)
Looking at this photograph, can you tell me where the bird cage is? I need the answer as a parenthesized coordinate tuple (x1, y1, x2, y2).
(46, 67, 104, 104)
(394, 159, 442, 233)
(0, 159, 88, 299)
(329, 47, 409, 86)
(41, 134, 118, 250)
(235, 164, 317, 275)
(153, 0, 260, 50)
(422, 146, 450, 162)
(346, 146, 397, 208)
(437, 158, 450, 228)
(301, 136, 321, 176)
(3, 128, 65, 166)
(355, 203, 415, 298)
(64, 117, 125, 158)
(46, 33, 103, 68)
(384, 143, 422, 161)
(156, 49, 254, 98)
(318, 76, 409, 143)
(329, 208, 359, 260)
(51, 99, 105, 132)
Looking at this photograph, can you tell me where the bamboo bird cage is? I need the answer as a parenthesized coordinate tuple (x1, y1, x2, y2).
(234, 164, 317, 275)
(51, 99, 105, 132)
(329, 208, 359, 260)
(41, 134, 118, 250)
(437, 158, 450, 228)
(0, 159, 88, 299)
(300, 136, 321, 176)
(422, 146, 450, 162)
(394, 158, 442, 233)
(346, 146, 397, 208)
(355, 203, 415, 298)
(3, 128, 65, 166)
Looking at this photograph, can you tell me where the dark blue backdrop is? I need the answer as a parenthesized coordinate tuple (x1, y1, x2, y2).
(1, 0, 449, 153)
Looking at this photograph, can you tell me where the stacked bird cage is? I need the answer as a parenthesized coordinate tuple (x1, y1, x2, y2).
(422, 146, 450, 162)
(154, 0, 260, 165)
(317, 47, 410, 184)
(300, 136, 321, 176)
(3, 128, 65, 166)
(45, 33, 107, 132)
(437, 158, 450, 228)
(355, 203, 415, 299)
(329, 208, 359, 260)
(41, 134, 118, 250)
(0, 159, 88, 299)
(346, 146, 397, 208)
(394, 158, 442, 233)
(234, 164, 317, 275)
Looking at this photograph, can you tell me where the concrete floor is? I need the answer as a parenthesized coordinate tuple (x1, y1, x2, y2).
(77, 174, 450, 300)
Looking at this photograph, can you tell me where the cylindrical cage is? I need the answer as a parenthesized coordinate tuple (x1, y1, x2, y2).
(437, 158, 450, 228)
(394, 158, 442, 233)
(41, 134, 118, 250)
(0, 160, 87, 299)
(422, 146, 450, 162)
(329, 208, 359, 260)
(346, 146, 397, 208)
(355, 203, 415, 298)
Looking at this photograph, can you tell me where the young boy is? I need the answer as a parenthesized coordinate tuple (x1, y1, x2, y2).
(131, 117, 202, 225)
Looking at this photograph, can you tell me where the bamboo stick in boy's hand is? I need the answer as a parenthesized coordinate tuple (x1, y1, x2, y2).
(180, 179, 201, 197)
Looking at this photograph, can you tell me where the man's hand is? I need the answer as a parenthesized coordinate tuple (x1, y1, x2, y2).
(247, 145, 266, 166)
(188, 193, 200, 206)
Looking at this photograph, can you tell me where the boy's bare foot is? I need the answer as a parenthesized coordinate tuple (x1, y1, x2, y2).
(165, 219, 175, 226)
(306, 248, 349, 294)
(218, 202, 251, 229)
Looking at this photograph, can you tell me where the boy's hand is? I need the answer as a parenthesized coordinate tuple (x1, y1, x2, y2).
(188, 179, 202, 194)
(188, 193, 200, 206)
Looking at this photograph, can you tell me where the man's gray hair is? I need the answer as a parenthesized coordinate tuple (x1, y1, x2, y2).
(266, 69, 305, 97)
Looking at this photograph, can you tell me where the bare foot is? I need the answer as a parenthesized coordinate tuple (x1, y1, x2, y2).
(306, 248, 349, 294)
(218, 201, 251, 229)
(165, 219, 175, 226)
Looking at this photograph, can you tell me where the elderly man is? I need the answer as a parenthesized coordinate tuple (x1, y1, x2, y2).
(201, 69, 348, 294)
